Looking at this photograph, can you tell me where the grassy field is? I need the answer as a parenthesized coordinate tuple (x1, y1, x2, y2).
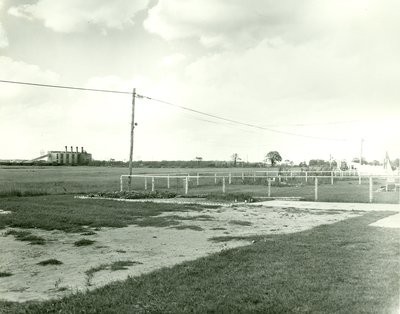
(0, 166, 276, 195)
(0, 202, 398, 313)
(0, 195, 208, 232)
(1, 166, 399, 203)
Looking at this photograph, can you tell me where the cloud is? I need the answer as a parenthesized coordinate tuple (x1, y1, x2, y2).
(0, 56, 59, 105)
(161, 53, 186, 67)
(0, 0, 9, 48)
(144, 0, 301, 48)
(144, 0, 400, 52)
(0, 24, 7, 48)
(8, 0, 150, 33)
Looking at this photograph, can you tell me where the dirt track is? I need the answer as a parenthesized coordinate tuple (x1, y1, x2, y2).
(0, 202, 367, 302)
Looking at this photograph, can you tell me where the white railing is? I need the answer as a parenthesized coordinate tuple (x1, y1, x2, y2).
(120, 171, 400, 203)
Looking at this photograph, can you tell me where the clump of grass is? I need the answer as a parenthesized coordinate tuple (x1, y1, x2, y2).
(229, 220, 252, 226)
(84, 261, 142, 286)
(111, 260, 142, 271)
(209, 235, 255, 243)
(74, 238, 95, 247)
(85, 264, 108, 286)
(88, 190, 177, 200)
(210, 227, 227, 230)
(37, 259, 63, 266)
(172, 225, 204, 231)
(80, 230, 96, 236)
(116, 249, 126, 253)
(4, 229, 45, 245)
(205, 192, 255, 203)
(0, 272, 13, 277)
(0, 189, 48, 198)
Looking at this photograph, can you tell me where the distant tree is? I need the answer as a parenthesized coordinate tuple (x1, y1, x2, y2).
(352, 157, 367, 165)
(368, 160, 381, 166)
(195, 157, 203, 167)
(299, 161, 308, 168)
(231, 153, 241, 167)
(309, 159, 329, 167)
(265, 151, 282, 167)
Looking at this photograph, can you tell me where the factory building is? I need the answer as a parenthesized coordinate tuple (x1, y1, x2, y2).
(47, 146, 92, 165)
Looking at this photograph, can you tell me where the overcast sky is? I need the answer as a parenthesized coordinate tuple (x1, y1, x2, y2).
(0, 0, 399, 163)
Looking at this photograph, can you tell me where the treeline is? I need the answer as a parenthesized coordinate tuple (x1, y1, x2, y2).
(88, 160, 264, 168)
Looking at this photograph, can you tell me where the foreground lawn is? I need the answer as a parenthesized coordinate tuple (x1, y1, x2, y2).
(0, 195, 208, 232)
(1, 211, 398, 313)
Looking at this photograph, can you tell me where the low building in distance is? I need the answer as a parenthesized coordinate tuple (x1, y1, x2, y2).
(46, 146, 92, 165)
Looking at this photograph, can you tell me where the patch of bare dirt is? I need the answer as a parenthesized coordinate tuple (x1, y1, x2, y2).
(0, 204, 359, 302)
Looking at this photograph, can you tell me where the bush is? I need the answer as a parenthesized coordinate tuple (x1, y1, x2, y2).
(88, 191, 177, 199)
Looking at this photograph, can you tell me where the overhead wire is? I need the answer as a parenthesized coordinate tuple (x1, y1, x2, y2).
(137, 94, 348, 142)
(0, 79, 132, 95)
(0, 79, 348, 141)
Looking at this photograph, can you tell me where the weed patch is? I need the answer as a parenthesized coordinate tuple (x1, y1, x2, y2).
(4, 229, 45, 245)
(209, 235, 255, 243)
(229, 220, 252, 226)
(172, 225, 204, 231)
(205, 192, 255, 203)
(110, 260, 142, 271)
(88, 190, 177, 199)
(74, 239, 95, 247)
(80, 231, 96, 236)
(37, 259, 63, 266)
(0, 272, 13, 277)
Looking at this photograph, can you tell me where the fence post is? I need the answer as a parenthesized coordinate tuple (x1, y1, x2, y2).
(242, 172, 244, 180)
(144, 177, 148, 190)
(185, 177, 189, 195)
(196, 173, 199, 186)
(369, 176, 373, 203)
(167, 175, 170, 189)
(214, 173, 217, 184)
(398, 175, 400, 204)
(151, 177, 155, 192)
(120, 176, 124, 192)
(222, 177, 226, 194)
(331, 171, 334, 185)
(305, 171, 308, 183)
(359, 174, 362, 185)
(314, 177, 318, 201)
(268, 179, 271, 197)
(253, 173, 256, 182)
(229, 173, 232, 184)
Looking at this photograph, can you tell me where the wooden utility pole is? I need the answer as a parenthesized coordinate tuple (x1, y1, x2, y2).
(128, 88, 136, 191)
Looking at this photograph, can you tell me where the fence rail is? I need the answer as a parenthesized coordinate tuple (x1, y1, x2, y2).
(120, 171, 400, 204)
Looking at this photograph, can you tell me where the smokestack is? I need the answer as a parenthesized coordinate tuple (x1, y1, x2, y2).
(76, 146, 78, 154)
(70, 146, 73, 153)
(81, 147, 84, 153)
(65, 146, 67, 153)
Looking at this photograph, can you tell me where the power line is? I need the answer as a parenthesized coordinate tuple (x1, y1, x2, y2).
(137, 94, 347, 142)
(0, 79, 348, 141)
(0, 79, 132, 95)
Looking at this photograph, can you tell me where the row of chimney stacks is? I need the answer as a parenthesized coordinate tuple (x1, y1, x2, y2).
(65, 146, 84, 153)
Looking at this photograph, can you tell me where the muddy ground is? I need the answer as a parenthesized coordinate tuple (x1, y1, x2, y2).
(0, 202, 366, 302)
